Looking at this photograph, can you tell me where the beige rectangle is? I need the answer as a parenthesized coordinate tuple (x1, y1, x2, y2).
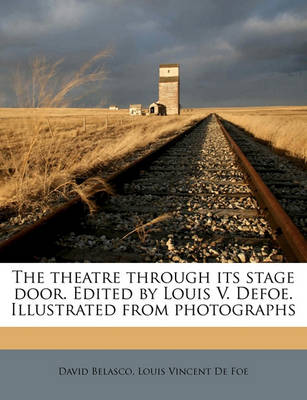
(0, 328, 306, 349)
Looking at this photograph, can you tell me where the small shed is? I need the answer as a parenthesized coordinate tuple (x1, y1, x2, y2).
(149, 102, 166, 116)
(109, 105, 119, 110)
(129, 104, 142, 115)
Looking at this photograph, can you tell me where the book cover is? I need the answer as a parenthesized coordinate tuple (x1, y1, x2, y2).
(0, 1, 306, 399)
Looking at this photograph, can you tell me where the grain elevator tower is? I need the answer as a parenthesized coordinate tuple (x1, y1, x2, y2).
(159, 64, 180, 115)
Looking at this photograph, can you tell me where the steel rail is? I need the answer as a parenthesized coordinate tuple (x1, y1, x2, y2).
(0, 118, 205, 262)
(215, 114, 307, 262)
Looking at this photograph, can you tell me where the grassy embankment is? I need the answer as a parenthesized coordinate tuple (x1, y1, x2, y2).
(215, 106, 307, 162)
(0, 108, 207, 216)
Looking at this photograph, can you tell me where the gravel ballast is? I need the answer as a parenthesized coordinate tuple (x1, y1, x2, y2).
(51, 115, 285, 263)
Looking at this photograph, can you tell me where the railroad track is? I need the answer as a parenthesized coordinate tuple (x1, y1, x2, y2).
(217, 116, 307, 238)
(0, 114, 306, 263)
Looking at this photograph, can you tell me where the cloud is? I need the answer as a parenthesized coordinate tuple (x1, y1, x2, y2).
(231, 12, 307, 75)
(0, 0, 90, 38)
(0, 0, 307, 107)
(244, 13, 307, 35)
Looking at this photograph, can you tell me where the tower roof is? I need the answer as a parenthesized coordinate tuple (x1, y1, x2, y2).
(159, 63, 179, 68)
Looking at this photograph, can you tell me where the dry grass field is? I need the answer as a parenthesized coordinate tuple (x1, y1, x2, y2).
(0, 108, 207, 216)
(214, 106, 307, 162)
(1, 103, 306, 223)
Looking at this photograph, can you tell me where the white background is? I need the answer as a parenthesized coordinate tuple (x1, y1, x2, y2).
(0, 263, 306, 327)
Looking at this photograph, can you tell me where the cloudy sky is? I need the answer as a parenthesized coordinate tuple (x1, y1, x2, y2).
(0, 0, 307, 107)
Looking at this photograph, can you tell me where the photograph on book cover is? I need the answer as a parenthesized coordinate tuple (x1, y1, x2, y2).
(0, 0, 306, 399)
